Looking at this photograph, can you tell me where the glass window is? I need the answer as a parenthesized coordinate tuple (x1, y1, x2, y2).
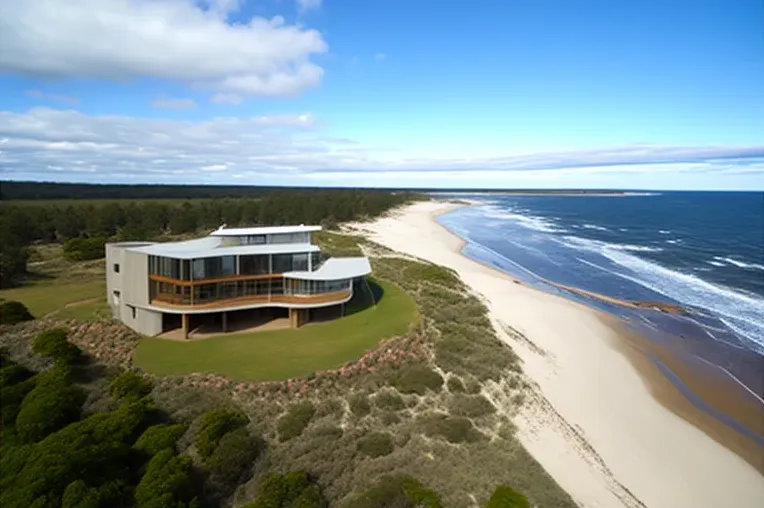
(293, 253, 309, 271)
(310, 251, 321, 271)
(220, 256, 235, 277)
(193, 259, 206, 279)
(272, 254, 294, 273)
(240, 235, 265, 245)
(240, 255, 269, 275)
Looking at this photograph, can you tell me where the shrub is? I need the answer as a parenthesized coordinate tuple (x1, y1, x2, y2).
(446, 376, 465, 393)
(0, 377, 36, 428)
(110, 371, 153, 401)
(419, 414, 483, 444)
(277, 402, 315, 442)
(15, 372, 85, 443)
(134, 423, 187, 457)
(464, 377, 482, 394)
(448, 394, 496, 418)
(357, 432, 394, 458)
(373, 390, 405, 411)
(134, 449, 197, 508)
(0, 364, 34, 388)
(195, 408, 248, 459)
(206, 427, 260, 485)
(348, 393, 371, 417)
(32, 328, 81, 364)
(380, 412, 400, 425)
(394, 364, 443, 395)
(242, 472, 327, 508)
(486, 486, 530, 508)
(62, 237, 107, 262)
(0, 301, 34, 325)
(343, 475, 442, 508)
(62, 479, 130, 508)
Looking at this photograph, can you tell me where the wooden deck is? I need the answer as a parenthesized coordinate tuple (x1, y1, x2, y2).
(150, 289, 352, 311)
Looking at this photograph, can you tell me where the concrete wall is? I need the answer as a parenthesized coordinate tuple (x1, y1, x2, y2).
(104, 244, 124, 320)
(120, 306, 163, 336)
(104, 243, 163, 336)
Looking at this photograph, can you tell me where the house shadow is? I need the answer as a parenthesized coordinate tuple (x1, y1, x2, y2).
(344, 278, 384, 317)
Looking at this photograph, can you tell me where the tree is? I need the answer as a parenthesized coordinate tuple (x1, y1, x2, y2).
(0, 301, 34, 325)
(485, 486, 530, 508)
(206, 427, 260, 485)
(62, 237, 107, 261)
(242, 472, 327, 508)
(134, 423, 187, 457)
(133, 449, 197, 508)
(342, 475, 442, 508)
(32, 328, 81, 364)
(194, 408, 248, 459)
(14, 370, 85, 443)
(110, 371, 154, 401)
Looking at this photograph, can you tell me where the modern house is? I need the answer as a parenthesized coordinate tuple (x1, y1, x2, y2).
(105, 225, 371, 338)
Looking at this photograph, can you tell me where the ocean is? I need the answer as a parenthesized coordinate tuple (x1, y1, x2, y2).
(434, 191, 764, 401)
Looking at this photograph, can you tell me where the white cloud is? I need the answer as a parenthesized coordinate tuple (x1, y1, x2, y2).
(0, 108, 761, 189)
(151, 97, 197, 109)
(25, 89, 80, 105)
(374, 53, 387, 61)
(210, 93, 244, 105)
(0, 0, 328, 98)
(297, 0, 322, 12)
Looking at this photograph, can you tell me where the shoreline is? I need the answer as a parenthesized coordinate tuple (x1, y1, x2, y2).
(355, 200, 764, 508)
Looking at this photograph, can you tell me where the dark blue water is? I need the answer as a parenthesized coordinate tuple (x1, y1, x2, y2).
(435, 191, 764, 396)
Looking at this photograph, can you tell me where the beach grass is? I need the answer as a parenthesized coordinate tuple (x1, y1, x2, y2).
(133, 279, 418, 381)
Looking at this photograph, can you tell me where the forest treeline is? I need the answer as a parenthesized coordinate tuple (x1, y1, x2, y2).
(1, 181, 400, 201)
(0, 189, 422, 288)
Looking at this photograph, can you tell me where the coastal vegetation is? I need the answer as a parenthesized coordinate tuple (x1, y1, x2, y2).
(0, 189, 574, 507)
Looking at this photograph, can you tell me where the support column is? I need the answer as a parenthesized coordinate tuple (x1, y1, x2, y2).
(181, 314, 189, 339)
(289, 308, 298, 328)
(222, 312, 228, 333)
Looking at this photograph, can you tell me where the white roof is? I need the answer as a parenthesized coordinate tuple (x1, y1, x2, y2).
(284, 257, 371, 281)
(211, 224, 322, 237)
(129, 241, 319, 260)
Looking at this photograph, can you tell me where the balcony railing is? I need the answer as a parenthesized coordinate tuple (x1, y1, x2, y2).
(151, 289, 352, 310)
(148, 273, 352, 310)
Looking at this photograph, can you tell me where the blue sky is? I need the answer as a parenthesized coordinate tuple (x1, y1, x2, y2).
(0, 0, 762, 189)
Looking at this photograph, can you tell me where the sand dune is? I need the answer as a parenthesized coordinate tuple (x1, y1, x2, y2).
(355, 200, 764, 508)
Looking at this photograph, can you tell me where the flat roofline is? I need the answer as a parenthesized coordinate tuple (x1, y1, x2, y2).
(211, 224, 322, 236)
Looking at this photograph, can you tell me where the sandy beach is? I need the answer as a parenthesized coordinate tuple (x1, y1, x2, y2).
(355, 200, 764, 508)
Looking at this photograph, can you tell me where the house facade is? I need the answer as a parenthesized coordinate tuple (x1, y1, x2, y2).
(105, 225, 371, 338)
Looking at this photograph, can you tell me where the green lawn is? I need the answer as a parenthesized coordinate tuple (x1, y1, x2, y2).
(0, 280, 106, 319)
(133, 280, 418, 381)
(0, 244, 108, 320)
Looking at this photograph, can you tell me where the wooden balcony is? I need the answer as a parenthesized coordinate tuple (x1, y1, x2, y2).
(150, 288, 352, 311)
